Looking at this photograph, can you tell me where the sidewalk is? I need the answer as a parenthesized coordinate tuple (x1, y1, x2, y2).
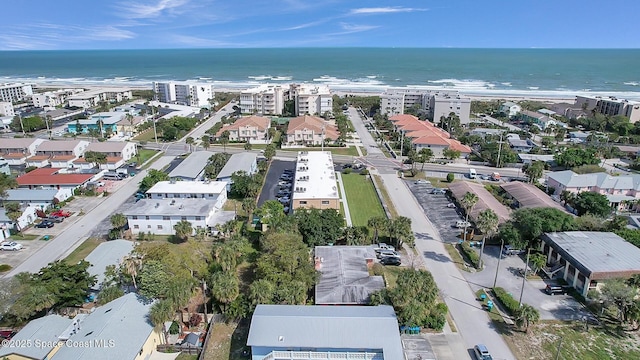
(334, 171, 353, 226)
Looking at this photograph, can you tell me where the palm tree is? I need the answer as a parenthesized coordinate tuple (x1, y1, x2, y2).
(149, 299, 175, 343)
(242, 198, 256, 217)
(109, 213, 127, 238)
(460, 192, 479, 240)
(418, 148, 433, 171)
(249, 279, 275, 305)
(209, 272, 239, 313)
(514, 304, 540, 333)
(173, 220, 193, 242)
(194, 227, 209, 242)
(201, 135, 211, 150)
(476, 209, 499, 269)
(220, 130, 230, 152)
(388, 216, 413, 248)
(121, 255, 142, 289)
(185, 137, 195, 152)
(368, 216, 389, 243)
(125, 113, 135, 137)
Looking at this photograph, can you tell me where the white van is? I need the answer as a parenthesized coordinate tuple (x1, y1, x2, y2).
(469, 168, 477, 179)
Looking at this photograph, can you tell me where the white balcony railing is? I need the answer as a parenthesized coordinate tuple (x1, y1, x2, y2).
(261, 350, 384, 360)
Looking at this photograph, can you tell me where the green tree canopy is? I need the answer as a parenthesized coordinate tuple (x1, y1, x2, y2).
(507, 208, 575, 246)
(139, 169, 169, 192)
(554, 147, 600, 168)
(574, 192, 611, 217)
(294, 208, 344, 247)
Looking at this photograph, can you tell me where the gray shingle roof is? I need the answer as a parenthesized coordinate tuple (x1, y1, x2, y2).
(542, 232, 640, 280)
(0, 315, 72, 359)
(53, 293, 155, 360)
(84, 239, 135, 290)
(168, 151, 216, 180)
(247, 305, 404, 360)
(216, 152, 258, 180)
(5, 189, 59, 202)
(548, 170, 640, 191)
(314, 246, 384, 305)
(500, 182, 568, 212)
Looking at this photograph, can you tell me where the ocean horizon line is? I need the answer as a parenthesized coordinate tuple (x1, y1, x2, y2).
(1, 47, 640, 52)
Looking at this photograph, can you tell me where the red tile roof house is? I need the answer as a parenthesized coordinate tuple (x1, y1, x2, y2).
(32, 140, 90, 168)
(215, 115, 272, 144)
(0, 138, 46, 165)
(17, 168, 95, 192)
(284, 115, 339, 147)
(389, 114, 471, 158)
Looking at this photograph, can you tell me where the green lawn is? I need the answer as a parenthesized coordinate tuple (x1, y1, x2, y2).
(281, 146, 359, 156)
(371, 175, 398, 218)
(64, 237, 104, 264)
(341, 173, 385, 227)
(9, 233, 40, 241)
(132, 129, 158, 142)
(133, 149, 160, 165)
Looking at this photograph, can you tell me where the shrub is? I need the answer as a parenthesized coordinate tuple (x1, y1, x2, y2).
(0, 264, 12, 272)
(188, 314, 202, 328)
(371, 263, 385, 276)
(360, 169, 370, 175)
(446, 173, 455, 182)
(459, 242, 480, 268)
(424, 303, 448, 330)
(493, 287, 520, 315)
(169, 321, 180, 335)
(343, 168, 352, 174)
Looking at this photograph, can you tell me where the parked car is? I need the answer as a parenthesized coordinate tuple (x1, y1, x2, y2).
(278, 197, 290, 203)
(45, 216, 64, 223)
(0, 330, 16, 340)
(446, 203, 456, 208)
(414, 179, 431, 185)
(502, 245, 524, 256)
(374, 243, 395, 252)
(430, 188, 446, 194)
(455, 220, 471, 228)
(473, 344, 492, 360)
(0, 242, 23, 251)
(376, 250, 399, 259)
(545, 284, 570, 295)
(35, 220, 55, 228)
(50, 210, 71, 217)
(380, 256, 401, 266)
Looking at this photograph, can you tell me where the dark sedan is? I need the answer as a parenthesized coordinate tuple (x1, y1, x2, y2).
(35, 220, 55, 228)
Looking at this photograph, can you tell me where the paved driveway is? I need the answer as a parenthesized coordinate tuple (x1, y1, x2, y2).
(257, 159, 295, 208)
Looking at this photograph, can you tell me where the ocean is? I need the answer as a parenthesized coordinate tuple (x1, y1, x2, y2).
(0, 48, 639, 99)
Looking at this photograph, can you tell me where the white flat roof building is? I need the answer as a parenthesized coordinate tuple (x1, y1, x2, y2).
(0, 83, 33, 102)
(153, 81, 214, 108)
(0, 102, 14, 117)
(292, 151, 340, 211)
(240, 84, 286, 115)
(146, 180, 227, 197)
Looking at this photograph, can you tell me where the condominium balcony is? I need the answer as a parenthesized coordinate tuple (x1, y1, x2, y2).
(261, 350, 384, 360)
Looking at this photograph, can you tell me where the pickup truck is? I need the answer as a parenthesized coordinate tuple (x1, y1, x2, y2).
(374, 243, 395, 252)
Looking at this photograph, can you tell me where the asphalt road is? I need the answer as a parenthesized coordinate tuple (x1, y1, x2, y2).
(3, 155, 175, 277)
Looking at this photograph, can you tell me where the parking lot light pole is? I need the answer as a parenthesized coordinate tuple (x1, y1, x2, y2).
(493, 238, 505, 288)
(518, 248, 531, 306)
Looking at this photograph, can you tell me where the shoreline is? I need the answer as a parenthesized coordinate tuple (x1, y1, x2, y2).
(32, 82, 622, 104)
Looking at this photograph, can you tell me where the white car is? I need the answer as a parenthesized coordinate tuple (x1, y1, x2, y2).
(455, 220, 471, 228)
(0, 241, 23, 251)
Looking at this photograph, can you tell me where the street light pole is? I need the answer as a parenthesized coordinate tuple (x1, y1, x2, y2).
(519, 248, 531, 306)
(399, 130, 404, 166)
(496, 132, 504, 168)
(152, 106, 158, 144)
(493, 239, 505, 288)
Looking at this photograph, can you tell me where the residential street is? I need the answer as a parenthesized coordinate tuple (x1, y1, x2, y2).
(348, 108, 515, 359)
(3, 155, 175, 277)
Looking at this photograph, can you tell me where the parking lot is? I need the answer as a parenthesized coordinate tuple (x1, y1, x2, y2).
(0, 237, 50, 270)
(257, 159, 295, 210)
(405, 180, 464, 244)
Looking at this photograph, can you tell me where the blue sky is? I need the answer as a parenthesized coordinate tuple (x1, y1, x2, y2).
(1, 0, 638, 50)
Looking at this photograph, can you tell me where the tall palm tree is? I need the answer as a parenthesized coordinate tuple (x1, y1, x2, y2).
(514, 304, 540, 333)
(368, 216, 389, 243)
(460, 192, 479, 240)
(173, 220, 193, 242)
(249, 279, 275, 305)
(121, 255, 142, 289)
(209, 272, 239, 313)
(149, 299, 175, 344)
(109, 213, 127, 237)
(220, 130, 230, 152)
(242, 198, 256, 217)
(185, 137, 195, 152)
(476, 209, 499, 269)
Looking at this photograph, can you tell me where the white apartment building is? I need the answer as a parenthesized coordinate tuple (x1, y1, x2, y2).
(0, 83, 33, 103)
(67, 88, 133, 109)
(0, 102, 15, 117)
(145, 181, 228, 210)
(153, 81, 214, 107)
(430, 92, 472, 124)
(380, 89, 430, 116)
(290, 84, 332, 116)
(32, 89, 82, 109)
(240, 85, 286, 115)
(291, 151, 340, 211)
(575, 95, 640, 123)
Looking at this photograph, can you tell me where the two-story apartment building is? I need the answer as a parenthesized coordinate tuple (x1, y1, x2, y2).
(0, 138, 45, 165)
(67, 88, 133, 109)
(291, 151, 340, 211)
(518, 110, 564, 130)
(83, 141, 137, 169)
(499, 101, 522, 117)
(547, 170, 640, 209)
(285, 115, 339, 147)
(31, 140, 89, 168)
(145, 181, 228, 210)
(389, 114, 471, 158)
(215, 115, 271, 143)
(67, 112, 122, 136)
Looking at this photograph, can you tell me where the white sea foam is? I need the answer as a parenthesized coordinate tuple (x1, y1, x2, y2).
(501, 82, 512, 86)
(625, 82, 639, 86)
(528, 87, 539, 90)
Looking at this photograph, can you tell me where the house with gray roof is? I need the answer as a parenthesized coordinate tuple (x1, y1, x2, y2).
(216, 152, 258, 191)
(4, 188, 60, 209)
(314, 246, 384, 305)
(247, 305, 404, 360)
(540, 232, 640, 297)
(0, 314, 73, 359)
(84, 239, 135, 291)
(547, 170, 640, 209)
(508, 137, 534, 153)
(168, 150, 216, 181)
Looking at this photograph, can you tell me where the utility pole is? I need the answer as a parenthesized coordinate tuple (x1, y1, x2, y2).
(496, 132, 504, 168)
(399, 130, 404, 167)
(493, 238, 505, 288)
(18, 113, 25, 135)
(202, 280, 208, 325)
(321, 122, 325, 152)
(152, 105, 158, 144)
(519, 248, 531, 306)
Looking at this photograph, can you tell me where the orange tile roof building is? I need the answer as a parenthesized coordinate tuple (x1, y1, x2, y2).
(389, 114, 471, 158)
(16, 168, 94, 189)
(285, 115, 339, 147)
(215, 115, 271, 143)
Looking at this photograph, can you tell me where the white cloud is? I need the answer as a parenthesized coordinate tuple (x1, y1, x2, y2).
(349, 7, 427, 15)
(168, 34, 235, 47)
(123, 0, 191, 19)
(339, 23, 379, 33)
(0, 24, 136, 50)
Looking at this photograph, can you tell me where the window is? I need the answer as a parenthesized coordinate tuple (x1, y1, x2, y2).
(181, 216, 187, 221)
(145, 216, 150, 220)
(132, 216, 138, 220)
(195, 216, 202, 221)
(157, 225, 163, 230)
(133, 225, 139, 229)
(163, 216, 170, 220)
(147, 225, 151, 229)
(299, 201, 307, 205)
(321, 200, 330, 205)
